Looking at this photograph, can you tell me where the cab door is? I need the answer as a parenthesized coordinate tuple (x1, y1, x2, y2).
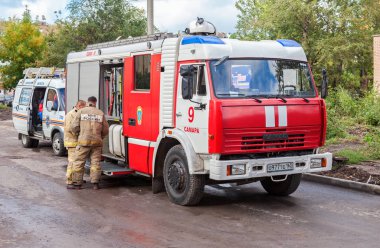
(43, 88, 60, 138)
(176, 63, 210, 154)
(12, 87, 32, 135)
(123, 54, 161, 174)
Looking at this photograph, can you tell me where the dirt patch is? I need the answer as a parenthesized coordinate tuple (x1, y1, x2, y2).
(320, 125, 380, 186)
(0, 108, 12, 121)
(320, 141, 363, 154)
(320, 163, 380, 185)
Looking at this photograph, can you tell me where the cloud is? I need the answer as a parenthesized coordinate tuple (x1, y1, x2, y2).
(0, 0, 238, 33)
(132, 0, 238, 33)
(0, 0, 68, 22)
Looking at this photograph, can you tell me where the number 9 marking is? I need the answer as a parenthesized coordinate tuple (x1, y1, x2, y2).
(188, 107, 194, 123)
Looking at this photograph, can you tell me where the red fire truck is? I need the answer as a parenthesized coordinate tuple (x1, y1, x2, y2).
(66, 19, 332, 205)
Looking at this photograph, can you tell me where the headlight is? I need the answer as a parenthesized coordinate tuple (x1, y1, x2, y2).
(227, 164, 246, 176)
(310, 158, 327, 168)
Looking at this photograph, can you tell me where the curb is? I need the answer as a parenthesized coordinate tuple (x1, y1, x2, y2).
(302, 173, 380, 195)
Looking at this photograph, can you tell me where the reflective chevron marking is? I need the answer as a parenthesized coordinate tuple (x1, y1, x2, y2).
(265, 106, 275, 127)
(265, 106, 287, 128)
(278, 106, 288, 127)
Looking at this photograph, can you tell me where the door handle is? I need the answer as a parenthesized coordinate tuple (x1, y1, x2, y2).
(176, 112, 182, 117)
(15, 105, 19, 111)
(128, 118, 136, 126)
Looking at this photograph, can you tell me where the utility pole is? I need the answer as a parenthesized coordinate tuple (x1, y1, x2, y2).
(147, 0, 154, 35)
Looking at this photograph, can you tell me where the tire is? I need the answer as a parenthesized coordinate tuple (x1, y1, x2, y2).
(21, 134, 39, 148)
(260, 174, 302, 196)
(163, 145, 205, 206)
(52, 132, 66, 156)
(152, 177, 165, 194)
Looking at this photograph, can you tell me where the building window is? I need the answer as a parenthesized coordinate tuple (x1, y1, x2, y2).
(134, 55, 151, 90)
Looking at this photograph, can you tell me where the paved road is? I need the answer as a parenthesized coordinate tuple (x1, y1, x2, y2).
(0, 120, 379, 248)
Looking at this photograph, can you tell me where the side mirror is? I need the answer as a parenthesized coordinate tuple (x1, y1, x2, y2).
(321, 69, 328, 99)
(180, 65, 195, 100)
(47, 101, 53, 112)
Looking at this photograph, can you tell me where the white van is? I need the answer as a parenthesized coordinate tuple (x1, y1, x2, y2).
(12, 67, 66, 156)
(0, 90, 5, 104)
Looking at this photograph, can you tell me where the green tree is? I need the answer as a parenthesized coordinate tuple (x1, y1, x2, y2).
(235, 0, 380, 93)
(0, 8, 46, 89)
(42, 0, 147, 67)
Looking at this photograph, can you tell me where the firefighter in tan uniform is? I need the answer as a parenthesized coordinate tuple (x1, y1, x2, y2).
(70, 96, 109, 190)
(64, 100, 86, 189)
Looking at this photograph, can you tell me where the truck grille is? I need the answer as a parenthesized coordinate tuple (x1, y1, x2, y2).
(223, 127, 320, 154)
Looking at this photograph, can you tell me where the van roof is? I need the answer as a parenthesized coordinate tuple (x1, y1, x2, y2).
(17, 78, 65, 89)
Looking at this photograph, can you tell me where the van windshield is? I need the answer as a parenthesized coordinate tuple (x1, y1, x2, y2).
(58, 88, 65, 111)
(210, 59, 316, 98)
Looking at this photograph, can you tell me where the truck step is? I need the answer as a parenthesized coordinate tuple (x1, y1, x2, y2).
(85, 161, 134, 176)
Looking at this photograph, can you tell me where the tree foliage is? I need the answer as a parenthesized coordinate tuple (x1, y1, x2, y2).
(235, 0, 380, 93)
(0, 9, 45, 89)
(42, 0, 147, 67)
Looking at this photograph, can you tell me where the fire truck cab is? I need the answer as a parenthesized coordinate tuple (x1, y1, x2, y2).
(66, 19, 332, 205)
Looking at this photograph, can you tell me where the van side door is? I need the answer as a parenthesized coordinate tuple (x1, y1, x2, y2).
(12, 87, 32, 135)
(43, 88, 61, 138)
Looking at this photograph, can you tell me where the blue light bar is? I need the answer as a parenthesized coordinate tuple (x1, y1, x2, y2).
(182, 36, 225, 45)
(277, 39, 301, 47)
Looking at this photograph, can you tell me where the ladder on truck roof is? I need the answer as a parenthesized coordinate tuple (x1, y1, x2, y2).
(22, 67, 65, 79)
(85, 32, 176, 50)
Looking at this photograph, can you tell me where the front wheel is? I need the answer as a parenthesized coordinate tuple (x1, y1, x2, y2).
(21, 134, 39, 148)
(260, 174, 302, 196)
(52, 132, 66, 156)
(163, 145, 205, 206)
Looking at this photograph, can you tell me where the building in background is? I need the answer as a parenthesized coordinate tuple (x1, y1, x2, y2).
(374, 35, 380, 94)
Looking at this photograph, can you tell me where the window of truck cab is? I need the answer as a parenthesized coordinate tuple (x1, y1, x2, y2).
(209, 59, 316, 98)
(179, 64, 207, 97)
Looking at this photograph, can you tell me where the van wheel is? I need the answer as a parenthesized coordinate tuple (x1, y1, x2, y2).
(163, 145, 205, 206)
(21, 134, 39, 148)
(260, 174, 302, 196)
(52, 132, 65, 156)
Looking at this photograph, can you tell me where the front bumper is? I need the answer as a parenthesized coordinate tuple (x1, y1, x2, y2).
(209, 152, 332, 181)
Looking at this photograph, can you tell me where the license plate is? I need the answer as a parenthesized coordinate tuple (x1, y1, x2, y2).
(267, 162, 294, 172)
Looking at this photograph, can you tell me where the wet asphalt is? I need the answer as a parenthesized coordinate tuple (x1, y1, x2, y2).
(0, 120, 379, 248)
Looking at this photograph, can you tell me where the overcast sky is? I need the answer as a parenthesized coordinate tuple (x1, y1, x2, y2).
(0, 0, 239, 33)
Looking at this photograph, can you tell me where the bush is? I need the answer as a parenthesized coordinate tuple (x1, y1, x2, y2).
(326, 106, 347, 140)
(0, 104, 8, 110)
(326, 88, 380, 141)
(333, 87, 358, 117)
(358, 91, 380, 126)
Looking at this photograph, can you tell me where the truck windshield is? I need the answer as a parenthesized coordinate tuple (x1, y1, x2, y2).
(58, 88, 65, 111)
(210, 59, 316, 98)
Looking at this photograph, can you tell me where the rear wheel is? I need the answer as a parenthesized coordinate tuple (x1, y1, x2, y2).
(260, 174, 302, 196)
(163, 145, 205, 206)
(21, 134, 39, 148)
(52, 132, 66, 156)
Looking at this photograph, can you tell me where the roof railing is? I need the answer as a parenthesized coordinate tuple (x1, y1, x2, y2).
(85, 32, 176, 50)
(22, 67, 65, 79)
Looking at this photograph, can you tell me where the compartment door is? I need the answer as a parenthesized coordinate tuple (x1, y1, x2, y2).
(123, 55, 154, 174)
